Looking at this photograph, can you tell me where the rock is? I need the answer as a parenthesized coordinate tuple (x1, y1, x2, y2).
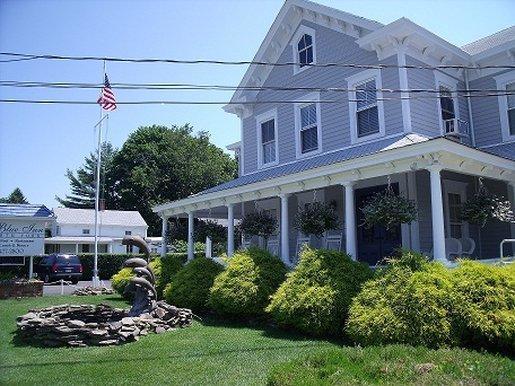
(68, 320, 86, 328)
(121, 317, 134, 326)
(155, 326, 166, 334)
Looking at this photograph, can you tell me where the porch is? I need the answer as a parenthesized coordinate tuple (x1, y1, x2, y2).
(154, 138, 515, 266)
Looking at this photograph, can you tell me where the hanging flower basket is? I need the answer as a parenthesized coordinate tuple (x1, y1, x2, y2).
(361, 186, 417, 230)
(461, 180, 514, 228)
(295, 201, 339, 237)
(239, 210, 277, 239)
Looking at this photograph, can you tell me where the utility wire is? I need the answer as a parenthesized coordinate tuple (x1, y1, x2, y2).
(0, 80, 511, 95)
(1, 92, 514, 106)
(1, 52, 514, 70)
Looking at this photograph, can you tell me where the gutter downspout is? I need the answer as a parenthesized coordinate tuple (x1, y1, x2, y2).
(464, 69, 476, 147)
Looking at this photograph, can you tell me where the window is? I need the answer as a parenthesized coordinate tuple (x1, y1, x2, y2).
(443, 180, 468, 240)
(439, 86, 456, 121)
(297, 34, 313, 67)
(125, 230, 132, 236)
(507, 82, 515, 136)
(356, 79, 380, 138)
(347, 69, 385, 143)
(256, 109, 278, 168)
(294, 95, 321, 158)
(81, 244, 90, 253)
(291, 25, 316, 75)
(261, 119, 276, 164)
(56, 226, 60, 235)
(82, 229, 90, 235)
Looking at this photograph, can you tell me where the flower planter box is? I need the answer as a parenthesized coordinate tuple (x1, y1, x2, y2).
(0, 280, 44, 299)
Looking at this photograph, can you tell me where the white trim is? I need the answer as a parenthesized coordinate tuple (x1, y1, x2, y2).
(291, 25, 317, 75)
(294, 92, 323, 158)
(480, 138, 515, 148)
(442, 179, 469, 239)
(255, 108, 279, 168)
(240, 116, 246, 175)
(346, 68, 386, 144)
(494, 71, 515, 142)
(397, 51, 412, 133)
(434, 70, 460, 135)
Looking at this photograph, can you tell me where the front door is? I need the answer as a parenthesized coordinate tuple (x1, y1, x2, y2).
(355, 184, 402, 265)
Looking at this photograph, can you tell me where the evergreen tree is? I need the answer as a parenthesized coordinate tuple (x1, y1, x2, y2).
(56, 142, 118, 208)
(0, 188, 29, 204)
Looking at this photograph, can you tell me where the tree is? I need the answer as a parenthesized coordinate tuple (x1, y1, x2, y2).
(56, 142, 118, 209)
(112, 125, 237, 235)
(0, 188, 29, 204)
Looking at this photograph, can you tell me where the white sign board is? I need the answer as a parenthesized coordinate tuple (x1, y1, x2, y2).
(0, 220, 45, 257)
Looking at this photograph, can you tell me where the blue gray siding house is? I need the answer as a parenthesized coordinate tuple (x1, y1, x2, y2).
(155, 0, 515, 266)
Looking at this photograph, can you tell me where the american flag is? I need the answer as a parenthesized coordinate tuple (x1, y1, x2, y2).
(97, 74, 117, 111)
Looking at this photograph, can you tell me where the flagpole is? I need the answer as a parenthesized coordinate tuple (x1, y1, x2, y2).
(92, 60, 106, 287)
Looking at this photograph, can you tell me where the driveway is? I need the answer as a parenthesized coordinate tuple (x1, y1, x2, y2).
(43, 280, 112, 296)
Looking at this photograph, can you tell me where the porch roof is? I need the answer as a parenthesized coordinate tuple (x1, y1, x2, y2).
(154, 136, 515, 217)
(199, 134, 428, 196)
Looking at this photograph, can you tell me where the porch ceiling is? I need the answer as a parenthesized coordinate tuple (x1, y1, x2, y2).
(154, 137, 515, 218)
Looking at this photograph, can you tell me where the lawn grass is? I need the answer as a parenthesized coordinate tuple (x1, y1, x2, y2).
(1, 295, 513, 385)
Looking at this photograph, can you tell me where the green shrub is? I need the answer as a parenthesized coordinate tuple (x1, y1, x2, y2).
(266, 247, 372, 336)
(450, 260, 515, 352)
(164, 258, 224, 312)
(209, 247, 287, 316)
(156, 254, 188, 297)
(346, 257, 455, 348)
(111, 267, 134, 299)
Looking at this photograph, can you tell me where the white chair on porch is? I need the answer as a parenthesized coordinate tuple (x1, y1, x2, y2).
(295, 233, 311, 262)
(445, 237, 463, 260)
(460, 237, 476, 256)
(323, 230, 342, 251)
(266, 235, 280, 256)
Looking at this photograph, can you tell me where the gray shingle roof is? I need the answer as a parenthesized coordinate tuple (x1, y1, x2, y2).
(53, 208, 148, 227)
(481, 142, 515, 161)
(461, 25, 515, 55)
(198, 134, 428, 196)
(0, 204, 54, 218)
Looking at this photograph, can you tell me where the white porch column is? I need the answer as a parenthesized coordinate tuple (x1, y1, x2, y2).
(508, 182, 515, 240)
(279, 193, 290, 265)
(75, 243, 79, 254)
(343, 182, 357, 260)
(227, 203, 235, 257)
(161, 216, 168, 257)
(187, 212, 194, 261)
(428, 165, 446, 262)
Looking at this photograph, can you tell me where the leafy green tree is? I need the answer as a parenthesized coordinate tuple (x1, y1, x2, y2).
(112, 125, 237, 235)
(0, 187, 29, 204)
(56, 142, 118, 209)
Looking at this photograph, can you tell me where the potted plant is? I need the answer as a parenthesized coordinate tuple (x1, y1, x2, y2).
(295, 201, 339, 237)
(361, 186, 418, 230)
(461, 180, 514, 227)
(239, 210, 277, 243)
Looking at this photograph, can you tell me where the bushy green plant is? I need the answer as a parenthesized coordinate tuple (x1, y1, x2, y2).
(295, 202, 339, 237)
(209, 247, 287, 316)
(111, 267, 134, 299)
(461, 182, 514, 227)
(156, 254, 187, 297)
(450, 260, 515, 352)
(266, 247, 372, 336)
(239, 210, 277, 240)
(346, 261, 454, 348)
(361, 187, 417, 230)
(164, 258, 223, 312)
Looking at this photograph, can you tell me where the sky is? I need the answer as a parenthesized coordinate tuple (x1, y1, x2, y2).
(1, 0, 514, 208)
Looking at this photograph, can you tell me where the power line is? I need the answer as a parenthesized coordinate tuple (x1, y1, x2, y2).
(1, 51, 513, 70)
(0, 80, 512, 95)
(1, 93, 513, 106)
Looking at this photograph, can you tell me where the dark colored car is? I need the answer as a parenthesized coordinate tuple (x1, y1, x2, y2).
(36, 254, 83, 284)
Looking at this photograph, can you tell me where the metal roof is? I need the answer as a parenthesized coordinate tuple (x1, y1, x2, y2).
(0, 204, 54, 219)
(461, 25, 515, 55)
(197, 134, 428, 196)
(52, 208, 148, 227)
(482, 142, 515, 161)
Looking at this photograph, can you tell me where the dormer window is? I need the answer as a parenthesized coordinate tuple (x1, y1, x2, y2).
(494, 72, 515, 141)
(434, 71, 460, 136)
(297, 34, 313, 67)
(294, 93, 322, 158)
(292, 26, 316, 75)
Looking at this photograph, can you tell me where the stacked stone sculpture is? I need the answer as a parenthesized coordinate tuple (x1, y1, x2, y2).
(16, 235, 193, 347)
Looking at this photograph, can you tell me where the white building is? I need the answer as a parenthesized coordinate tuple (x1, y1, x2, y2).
(44, 208, 148, 254)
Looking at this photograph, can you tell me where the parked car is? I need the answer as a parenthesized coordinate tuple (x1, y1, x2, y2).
(36, 254, 83, 284)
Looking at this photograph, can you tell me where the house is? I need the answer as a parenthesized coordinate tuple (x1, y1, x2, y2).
(154, 0, 515, 266)
(44, 208, 148, 254)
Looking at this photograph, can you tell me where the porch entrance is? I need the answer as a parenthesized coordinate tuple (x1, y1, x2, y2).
(355, 184, 402, 265)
